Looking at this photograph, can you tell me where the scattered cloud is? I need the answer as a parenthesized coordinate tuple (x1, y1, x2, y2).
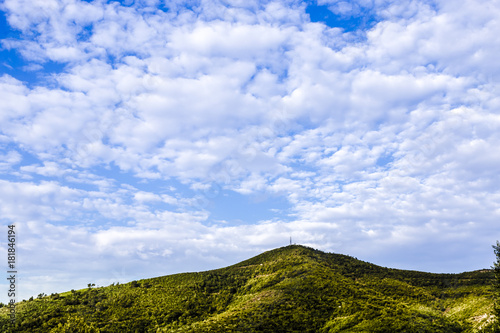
(0, 0, 499, 301)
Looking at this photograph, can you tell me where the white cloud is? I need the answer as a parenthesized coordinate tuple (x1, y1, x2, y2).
(0, 180, 83, 222)
(365, 0, 500, 79)
(0, 151, 21, 171)
(1, 0, 500, 301)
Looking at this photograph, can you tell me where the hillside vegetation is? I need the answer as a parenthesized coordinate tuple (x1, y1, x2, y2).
(0, 245, 496, 332)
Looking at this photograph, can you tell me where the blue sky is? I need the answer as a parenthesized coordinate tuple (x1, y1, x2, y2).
(1, 0, 500, 302)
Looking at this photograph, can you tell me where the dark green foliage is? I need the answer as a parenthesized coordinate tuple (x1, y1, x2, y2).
(491, 241, 500, 332)
(0, 245, 496, 332)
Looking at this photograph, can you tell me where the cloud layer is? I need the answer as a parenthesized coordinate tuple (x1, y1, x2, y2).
(1, 0, 500, 301)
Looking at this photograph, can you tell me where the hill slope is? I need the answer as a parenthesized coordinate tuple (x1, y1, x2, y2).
(0, 245, 496, 332)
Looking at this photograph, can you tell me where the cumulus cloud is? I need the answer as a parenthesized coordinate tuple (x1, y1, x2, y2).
(1, 0, 500, 300)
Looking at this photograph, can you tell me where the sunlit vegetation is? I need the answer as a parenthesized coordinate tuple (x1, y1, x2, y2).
(0, 245, 496, 332)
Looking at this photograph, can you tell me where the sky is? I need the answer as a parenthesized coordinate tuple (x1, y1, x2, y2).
(1, 0, 500, 302)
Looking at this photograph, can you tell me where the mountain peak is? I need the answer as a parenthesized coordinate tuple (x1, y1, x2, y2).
(0, 246, 495, 332)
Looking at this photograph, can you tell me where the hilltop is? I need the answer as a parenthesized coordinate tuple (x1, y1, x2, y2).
(0, 245, 496, 332)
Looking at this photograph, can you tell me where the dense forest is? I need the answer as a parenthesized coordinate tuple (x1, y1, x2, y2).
(0, 245, 497, 332)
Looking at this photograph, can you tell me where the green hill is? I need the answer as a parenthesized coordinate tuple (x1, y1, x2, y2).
(0, 245, 496, 332)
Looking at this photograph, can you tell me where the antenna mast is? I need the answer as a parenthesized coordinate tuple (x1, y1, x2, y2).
(290, 236, 292, 245)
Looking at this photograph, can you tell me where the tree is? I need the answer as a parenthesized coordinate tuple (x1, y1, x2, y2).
(49, 315, 100, 333)
(492, 241, 500, 332)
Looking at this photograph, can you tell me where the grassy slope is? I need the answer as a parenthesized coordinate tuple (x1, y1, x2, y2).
(0, 245, 496, 332)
